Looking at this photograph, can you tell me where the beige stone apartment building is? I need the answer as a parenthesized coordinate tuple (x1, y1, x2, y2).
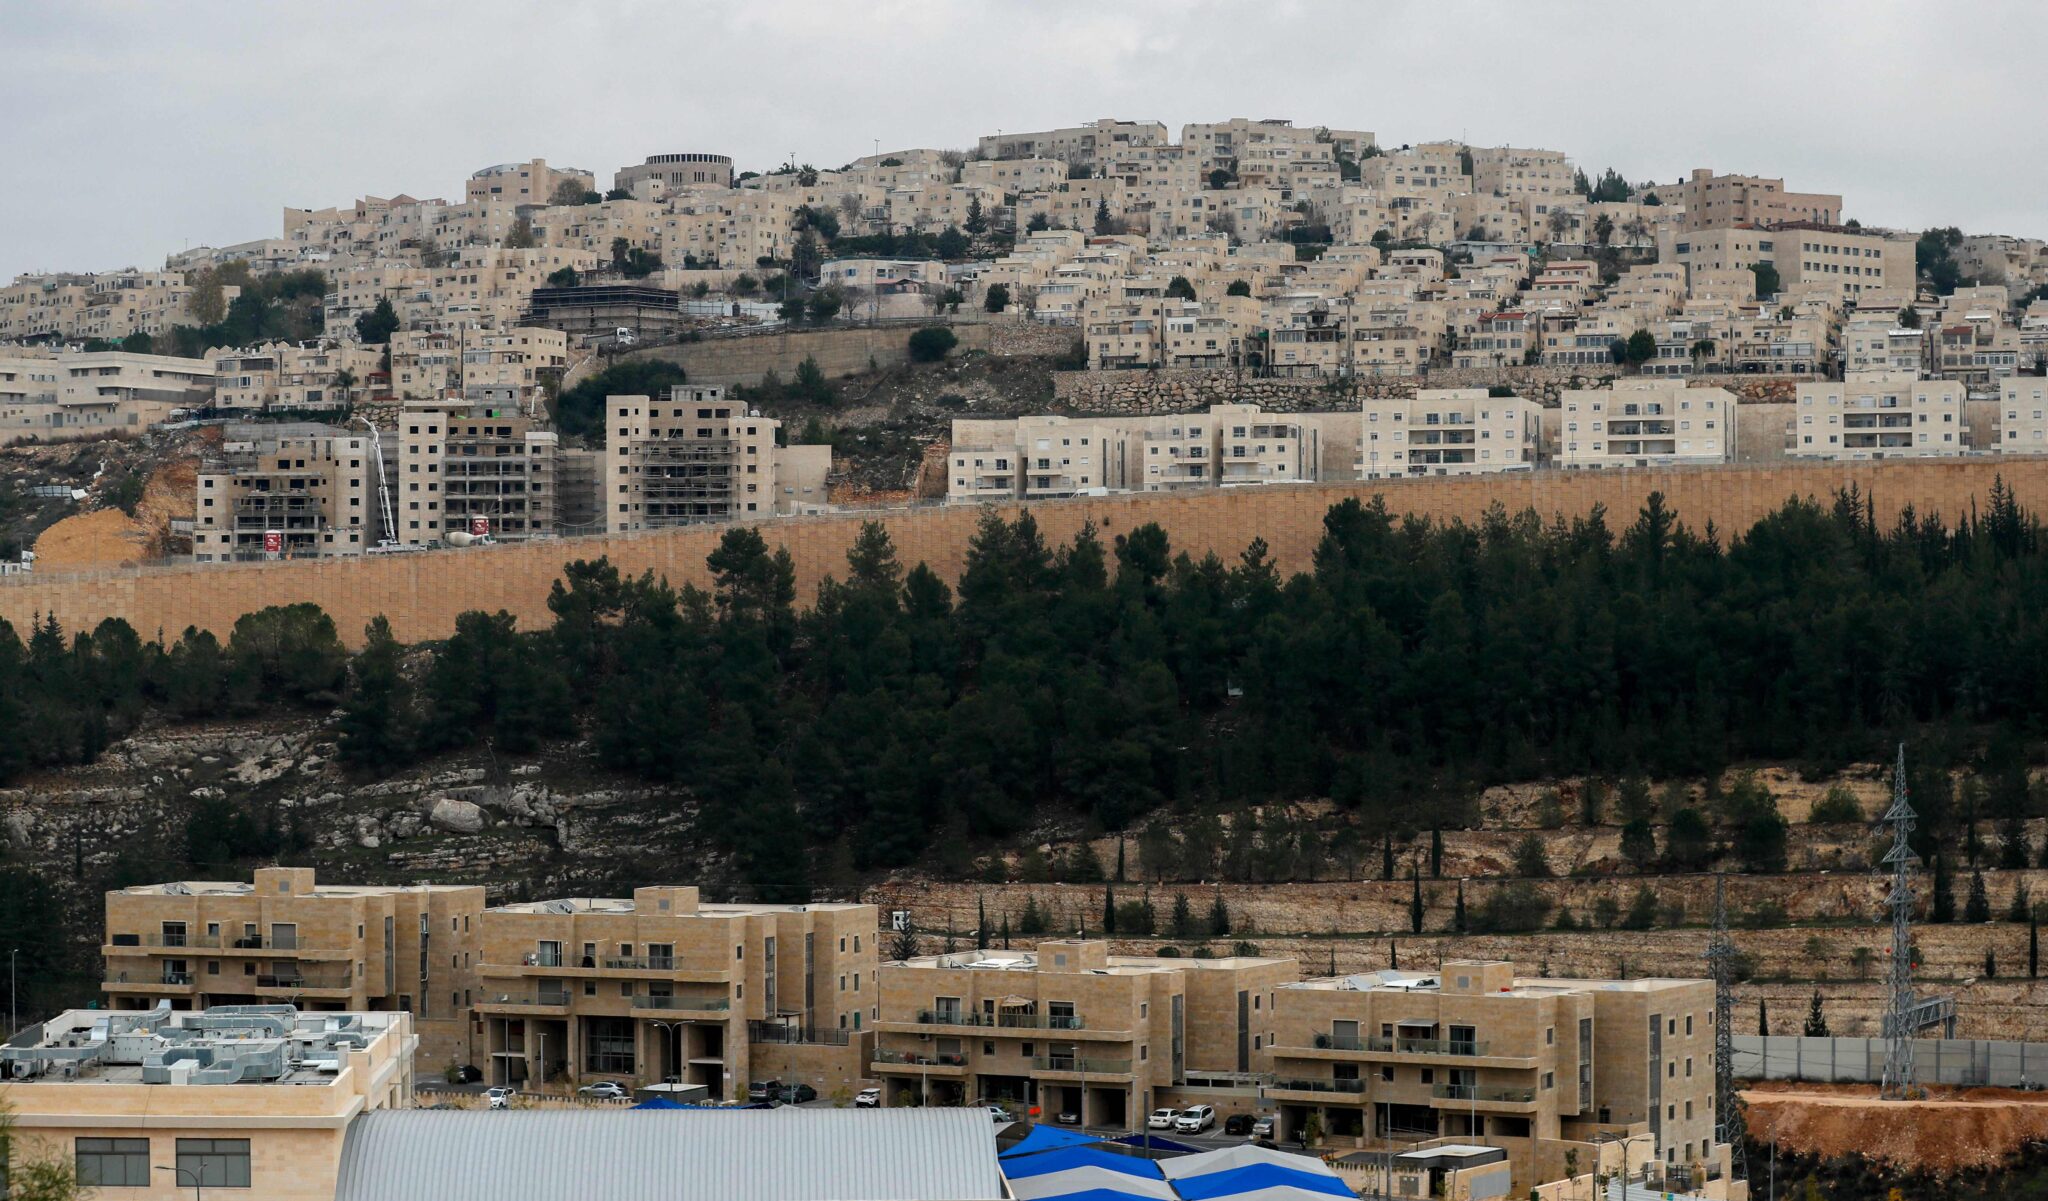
(871, 941, 1297, 1125)
(466, 158, 593, 205)
(1558, 380, 1736, 469)
(603, 384, 831, 532)
(473, 888, 875, 1097)
(1663, 224, 1908, 301)
(2000, 376, 2048, 453)
(212, 342, 379, 412)
(978, 119, 1169, 166)
(1668, 168, 1841, 230)
(0, 1005, 414, 1201)
(395, 400, 559, 544)
(0, 348, 217, 446)
(101, 868, 482, 1069)
(1470, 147, 1574, 203)
(191, 423, 380, 561)
(1265, 962, 1727, 1194)
(1792, 373, 1965, 459)
(1358, 389, 1540, 478)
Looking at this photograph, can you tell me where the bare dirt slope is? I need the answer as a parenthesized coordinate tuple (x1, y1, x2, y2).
(1746, 1081, 2048, 1174)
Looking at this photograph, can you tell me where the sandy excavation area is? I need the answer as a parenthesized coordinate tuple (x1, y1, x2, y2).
(1745, 1080, 2048, 1174)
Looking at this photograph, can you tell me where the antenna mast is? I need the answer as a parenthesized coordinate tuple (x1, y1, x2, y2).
(1706, 872, 1746, 1180)
(1880, 742, 1919, 1100)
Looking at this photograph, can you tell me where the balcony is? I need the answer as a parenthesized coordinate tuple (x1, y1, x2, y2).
(873, 1048, 969, 1074)
(254, 970, 354, 993)
(108, 933, 222, 951)
(603, 956, 678, 971)
(629, 996, 732, 1012)
(1431, 1083, 1537, 1107)
(1032, 1056, 1133, 1076)
(909, 1009, 1084, 1030)
(1269, 1077, 1369, 1095)
(104, 971, 195, 993)
(477, 991, 574, 1013)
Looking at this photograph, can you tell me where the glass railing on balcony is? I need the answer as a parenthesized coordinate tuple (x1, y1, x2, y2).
(1271, 1077, 1368, 1094)
(160, 971, 194, 985)
(110, 934, 224, 949)
(1431, 1083, 1534, 1103)
(602, 956, 679, 971)
(912, 1009, 1084, 1030)
(1363, 1036, 1491, 1057)
(1032, 1056, 1132, 1074)
(255, 971, 353, 990)
(873, 1048, 962, 1066)
(629, 995, 731, 1011)
(479, 992, 573, 1008)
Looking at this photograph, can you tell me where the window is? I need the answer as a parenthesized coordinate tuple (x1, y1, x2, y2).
(77, 1137, 150, 1187)
(177, 1138, 251, 1189)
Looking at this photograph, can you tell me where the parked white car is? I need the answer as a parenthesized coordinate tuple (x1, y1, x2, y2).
(1173, 1104, 1216, 1133)
(853, 1087, 881, 1108)
(485, 1087, 513, 1110)
(1147, 1107, 1179, 1130)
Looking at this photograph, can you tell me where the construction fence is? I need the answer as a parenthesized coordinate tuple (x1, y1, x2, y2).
(1734, 1035, 2048, 1087)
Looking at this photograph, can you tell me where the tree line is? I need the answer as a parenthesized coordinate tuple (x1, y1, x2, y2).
(9, 486, 2048, 909)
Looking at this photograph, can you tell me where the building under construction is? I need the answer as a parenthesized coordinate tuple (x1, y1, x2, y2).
(604, 384, 831, 533)
(192, 423, 380, 561)
(397, 399, 558, 545)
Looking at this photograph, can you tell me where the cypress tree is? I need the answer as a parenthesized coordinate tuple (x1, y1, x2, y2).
(1430, 828, 1443, 878)
(1207, 892, 1231, 936)
(1410, 868, 1424, 934)
(1000, 913, 1011, 949)
(976, 896, 989, 949)
(1389, 939, 1397, 970)
(1382, 832, 1394, 881)
(1931, 853, 1955, 923)
(1454, 879, 1467, 934)
(1103, 883, 1117, 934)
(2030, 913, 2039, 979)
(1758, 997, 1768, 1035)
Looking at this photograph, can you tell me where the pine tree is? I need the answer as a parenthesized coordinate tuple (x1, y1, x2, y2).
(1410, 868, 1424, 934)
(1170, 893, 1194, 939)
(1758, 998, 1768, 1035)
(1429, 827, 1444, 878)
(1965, 868, 1991, 923)
(1802, 990, 1829, 1037)
(2010, 882, 2032, 924)
(1207, 892, 1231, 936)
(1454, 880, 1467, 934)
(976, 896, 989, 950)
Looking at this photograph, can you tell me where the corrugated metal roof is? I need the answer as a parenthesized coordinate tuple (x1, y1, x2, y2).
(333, 1107, 1002, 1201)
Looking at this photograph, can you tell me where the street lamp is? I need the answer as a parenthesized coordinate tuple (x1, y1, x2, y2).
(157, 1163, 203, 1201)
(648, 1019, 682, 1086)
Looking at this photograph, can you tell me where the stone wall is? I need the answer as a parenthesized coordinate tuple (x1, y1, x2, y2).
(8, 457, 2048, 647)
(628, 321, 995, 386)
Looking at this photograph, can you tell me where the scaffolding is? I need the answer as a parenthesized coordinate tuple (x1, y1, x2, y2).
(632, 438, 738, 525)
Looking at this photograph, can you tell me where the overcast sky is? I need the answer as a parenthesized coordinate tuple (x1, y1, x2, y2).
(5, 0, 2045, 283)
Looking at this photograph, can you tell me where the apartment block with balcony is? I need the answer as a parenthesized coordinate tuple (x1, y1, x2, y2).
(1999, 376, 2048, 454)
(101, 868, 484, 1071)
(396, 400, 558, 544)
(1358, 389, 1538, 478)
(1557, 381, 1736, 469)
(1266, 962, 1727, 1196)
(1791, 373, 1964, 459)
(473, 888, 875, 1097)
(1214, 403, 1322, 487)
(0, 1005, 415, 1201)
(872, 941, 1296, 1127)
(191, 423, 378, 561)
(605, 385, 831, 531)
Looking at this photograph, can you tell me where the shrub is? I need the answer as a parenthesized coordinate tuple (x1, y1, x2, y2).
(908, 326, 958, 362)
(1808, 785, 1863, 823)
(1471, 881, 1553, 934)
